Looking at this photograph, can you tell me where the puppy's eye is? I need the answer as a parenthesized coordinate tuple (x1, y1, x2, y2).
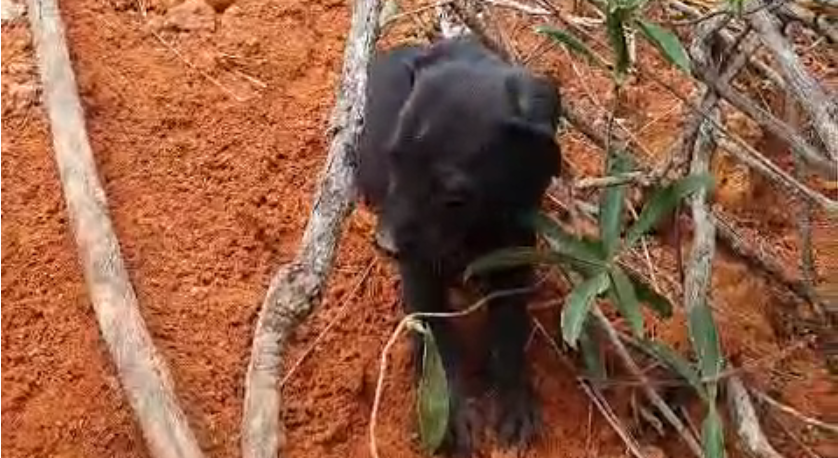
(444, 192, 467, 208)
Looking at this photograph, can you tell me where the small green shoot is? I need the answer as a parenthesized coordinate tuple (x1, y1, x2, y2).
(536, 26, 605, 69)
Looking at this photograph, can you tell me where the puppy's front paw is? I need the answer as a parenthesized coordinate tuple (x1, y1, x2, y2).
(438, 388, 479, 456)
(493, 384, 541, 450)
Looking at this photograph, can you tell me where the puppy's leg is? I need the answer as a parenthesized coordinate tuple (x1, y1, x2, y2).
(399, 258, 475, 455)
(479, 263, 542, 449)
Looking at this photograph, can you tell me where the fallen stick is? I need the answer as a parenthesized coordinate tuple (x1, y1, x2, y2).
(689, 24, 787, 456)
(665, 0, 786, 89)
(240, 0, 384, 456)
(26, 1, 205, 458)
(726, 376, 786, 458)
(777, 2, 838, 44)
(748, 0, 838, 162)
(691, 68, 836, 181)
(749, 388, 838, 435)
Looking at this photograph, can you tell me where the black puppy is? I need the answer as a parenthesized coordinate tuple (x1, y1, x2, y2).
(356, 36, 561, 454)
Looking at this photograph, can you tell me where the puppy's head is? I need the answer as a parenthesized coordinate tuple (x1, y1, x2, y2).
(382, 61, 562, 260)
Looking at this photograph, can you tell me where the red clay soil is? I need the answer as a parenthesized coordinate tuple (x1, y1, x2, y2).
(2, 0, 836, 457)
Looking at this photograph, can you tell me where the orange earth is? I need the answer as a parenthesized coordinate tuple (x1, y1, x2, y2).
(2, 0, 836, 457)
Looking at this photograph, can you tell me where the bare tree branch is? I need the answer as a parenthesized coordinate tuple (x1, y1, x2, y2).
(748, 0, 838, 162)
(691, 67, 836, 179)
(787, 92, 822, 314)
(750, 388, 838, 434)
(683, 92, 718, 324)
(241, 0, 384, 456)
(666, 0, 787, 88)
(689, 26, 787, 456)
(777, 2, 838, 43)
(726, 376, 786, 458)
(717, 136, 838, 212)
(27, 1, 205, 457)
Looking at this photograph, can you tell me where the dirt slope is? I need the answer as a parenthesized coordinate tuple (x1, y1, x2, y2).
(2, 0, 835, 457)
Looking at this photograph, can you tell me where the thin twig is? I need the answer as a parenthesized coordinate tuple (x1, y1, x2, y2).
(689, 44, 836, 178)
(702, 335, 814, 383)
(639, 66, 838, 205)
(749, 388, 838, 435)
(771, 414, 824, 458)
(593, 307, 706, 458)
(787, 91, 821, 313)
(481, 0, 550, 15)
(573, 172, 651, 189)
(712, 209, 826, 309)
(150, 30, 248, 102)
(531, 318, 649, 458)
(665, 0, 786, 89)
(664, 0, 782, 27)
(280, 259, 376, 388)
(552, 105, 825, 308)
(383, 0, 452, 26)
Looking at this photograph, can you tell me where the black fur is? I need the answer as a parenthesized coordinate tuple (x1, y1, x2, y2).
(356, 36, 562, 455)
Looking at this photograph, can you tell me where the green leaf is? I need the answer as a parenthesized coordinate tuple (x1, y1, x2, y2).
(608, 266, 644, 337)
(465, 246, 571, 279)
(701, 406, 727, 458)
(562, 272, 610, 348)
(417, 329, 449, 452)
(636, 20, 691, 73)
(580, 322, 606, 382)
(643, 340, 706, 400)
(625, 173, 714, 248)
(536, 26, 605, 69)
(630, 273, 673, 318)
(688, 302, 724, 398)
(605, 6, 631, 81)
(531, 213, 607, 274)
(600, 153, 631, 257)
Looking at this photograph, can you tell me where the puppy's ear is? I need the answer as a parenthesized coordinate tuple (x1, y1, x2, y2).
(501, 117, 561, 178)
(503, 72, 562, 135)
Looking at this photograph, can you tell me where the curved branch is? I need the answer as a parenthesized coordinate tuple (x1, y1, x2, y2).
(240, 0, 384, 456)
(27, 1, 205, 457)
